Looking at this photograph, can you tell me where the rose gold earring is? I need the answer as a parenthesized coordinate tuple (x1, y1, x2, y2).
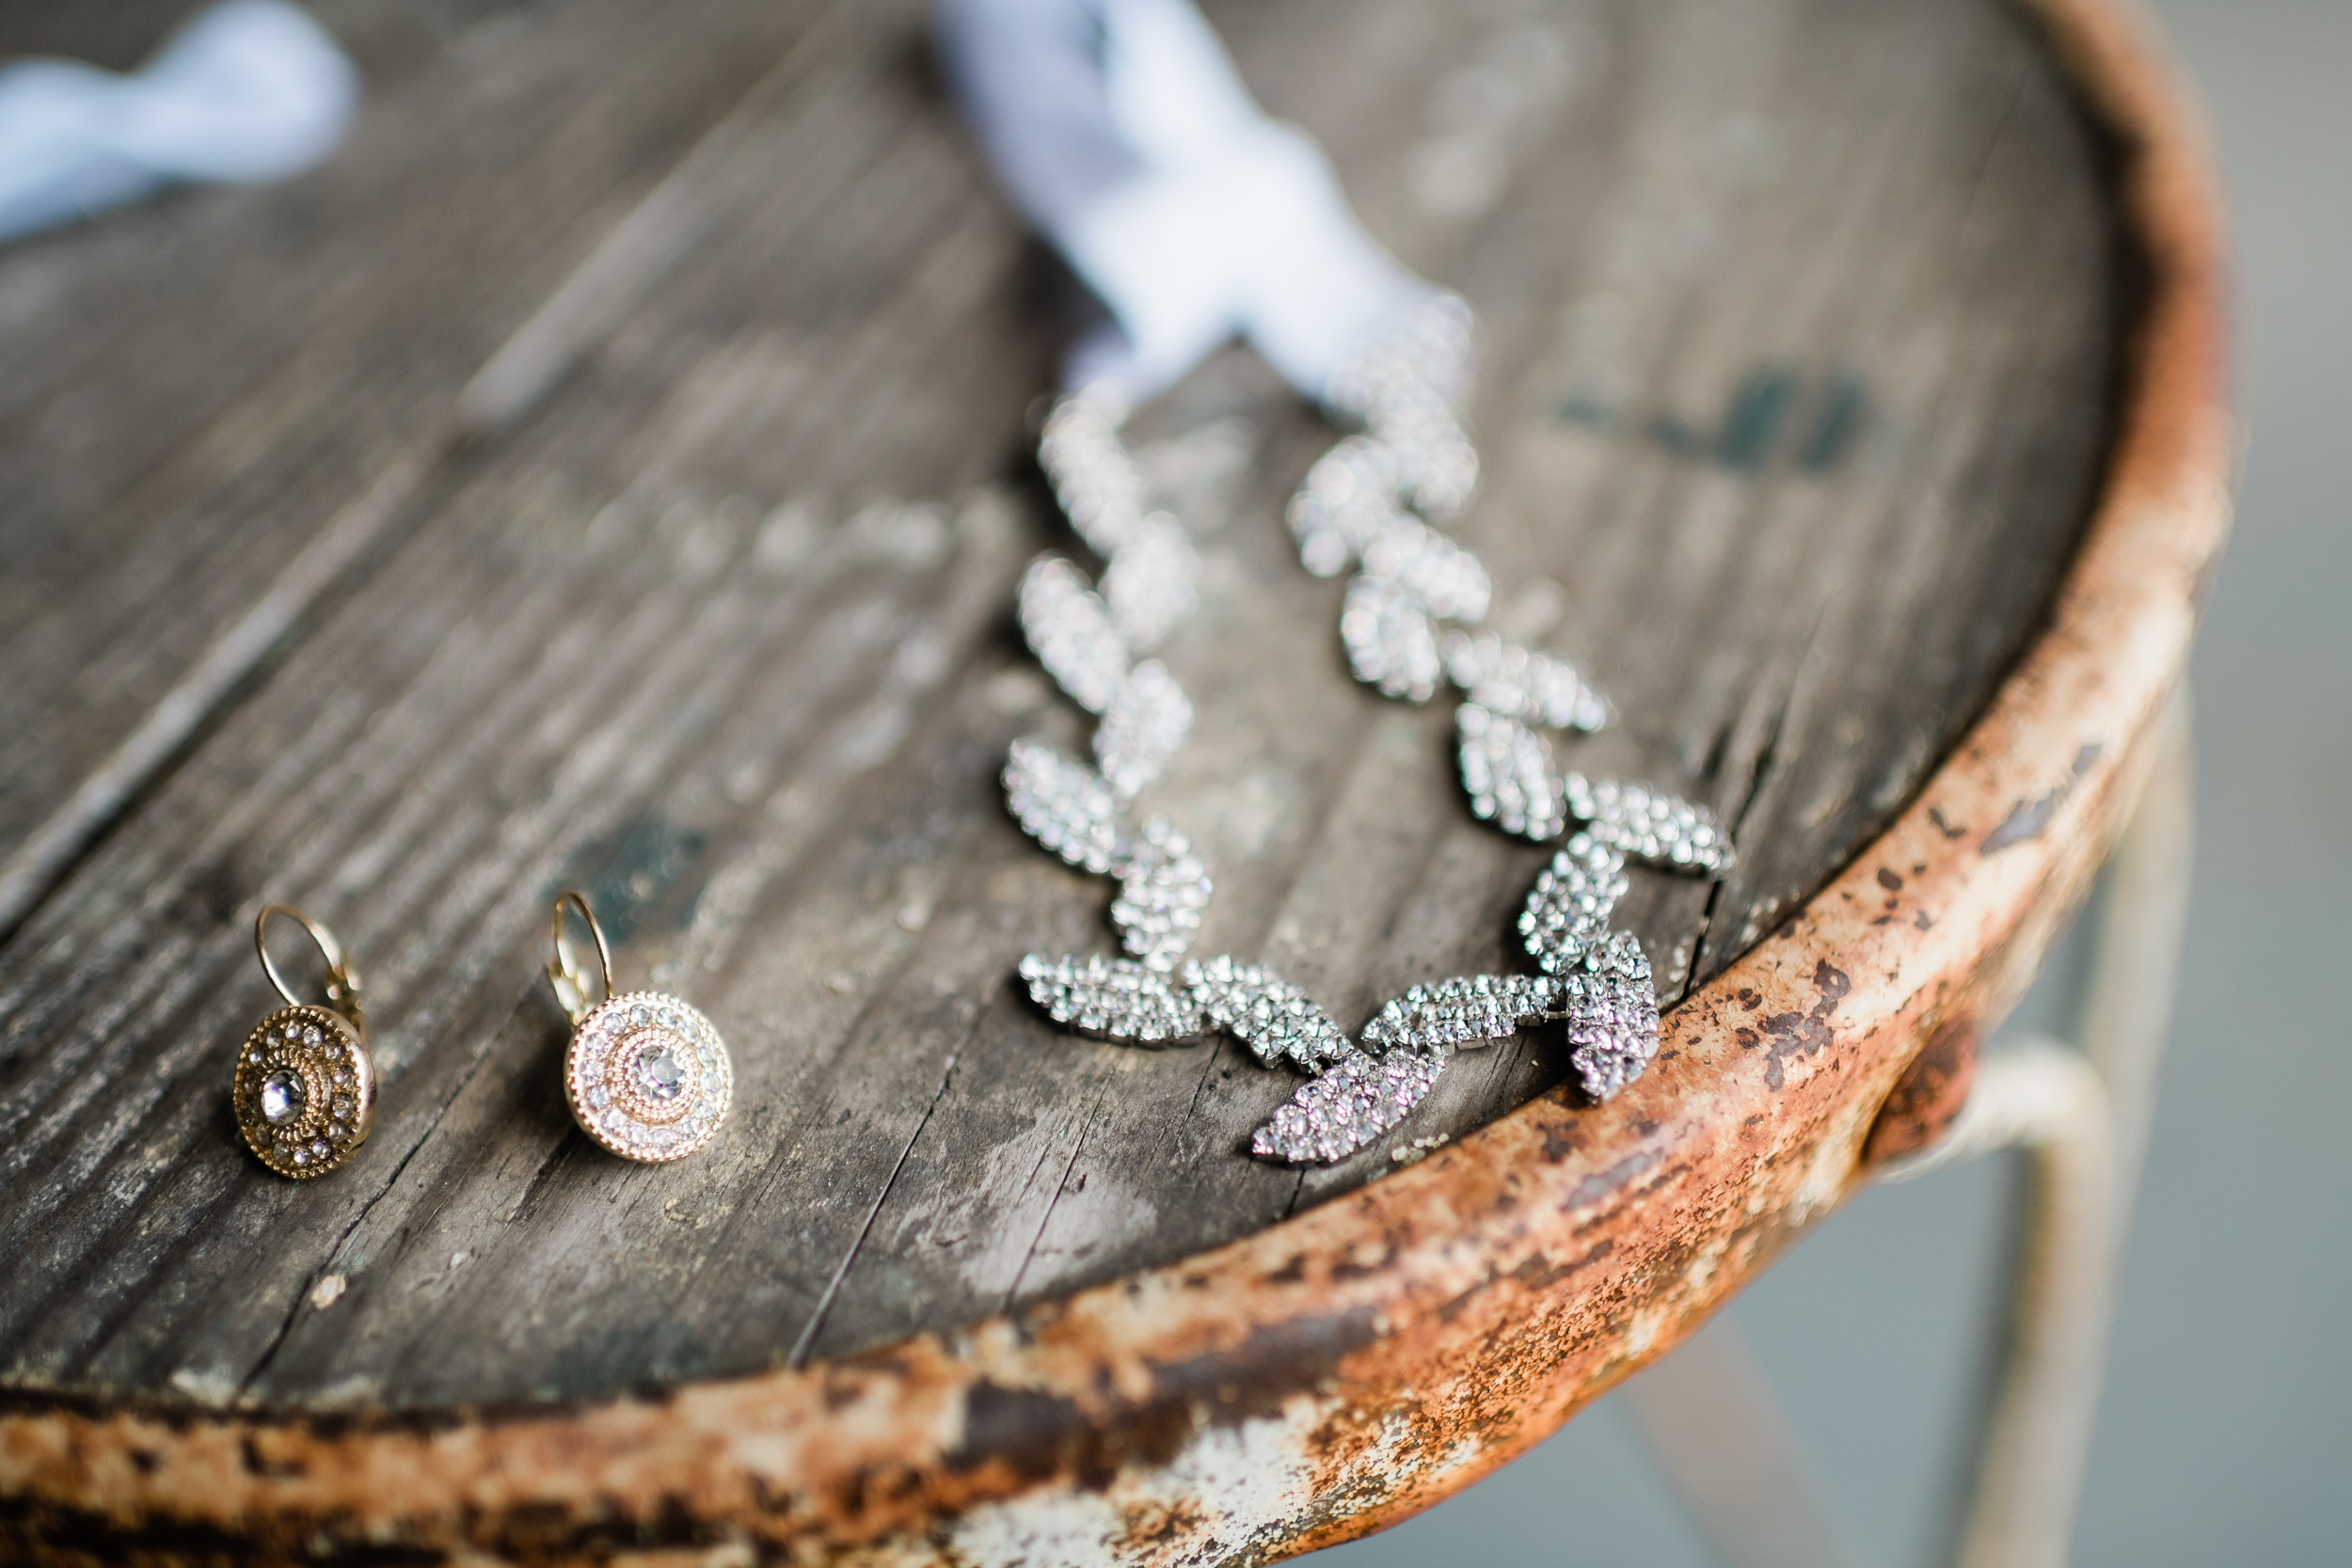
(546, 891, 732, 1163)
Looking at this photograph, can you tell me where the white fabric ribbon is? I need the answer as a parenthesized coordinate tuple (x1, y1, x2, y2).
(0, 0, 356, 245)
(937, 0, 1441, 401)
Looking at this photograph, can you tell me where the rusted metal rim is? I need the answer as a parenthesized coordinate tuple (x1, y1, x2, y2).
(0, 0, 2228, 1560)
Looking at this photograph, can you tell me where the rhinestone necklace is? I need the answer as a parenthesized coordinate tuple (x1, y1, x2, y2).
(1004, 297, 1733, 1166)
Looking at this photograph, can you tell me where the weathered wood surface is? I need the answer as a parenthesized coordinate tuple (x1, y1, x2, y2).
(0, 0, 2122, 1425)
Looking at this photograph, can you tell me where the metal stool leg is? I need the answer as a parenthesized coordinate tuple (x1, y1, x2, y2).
(1629, 693, 2194, 1568)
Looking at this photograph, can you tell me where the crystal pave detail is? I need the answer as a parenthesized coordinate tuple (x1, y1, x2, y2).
(1251, 1050, 1446, 1165)
(232, 1005, 373, 1179)
(564, 992, 732, 1163)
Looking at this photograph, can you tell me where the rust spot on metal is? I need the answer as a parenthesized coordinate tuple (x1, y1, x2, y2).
(1509, 1240, 1613, 1293)
(1862, 1014, 1981, 1164)
(1757, 960, 1851, 1088)
(1560, 1148, 1660, 1212)
(1981, 742, 2105, 852)
(945, 1382, 1089, 1482)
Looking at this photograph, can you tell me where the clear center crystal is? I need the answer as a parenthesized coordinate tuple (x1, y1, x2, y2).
(261, 1068, 306, 1124)
(635, 1039, 687, 1101)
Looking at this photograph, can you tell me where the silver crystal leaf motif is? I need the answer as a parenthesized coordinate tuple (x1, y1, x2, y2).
(1519, 832, 1631, 974)
(1562, 931, 1661, 1101)
(1360, 973, 1562, 1054)
(1456, 703, 1565, 840)
(1368, 385, 1479, 519)
(1019, 953, 1208, 1044)
(1361, 515, 1492, 622)
(1102, 512, 1200, 652)
(1564, 772, 1735, 873)
(1287, 435, 1399, 578)
(1040, 387, 1145, 555)
(1250, 1048, 1447, 1165)
(1005, 739, 1122, 874)
(1093, 660, 1192, 801)
(1111, 816, 1212, 972)
(1341, 575, 1442, 702)
(1019, 555, 1128, 713)
(1440, 628, 1609, 733)
(1180, 956, 1351, 1069)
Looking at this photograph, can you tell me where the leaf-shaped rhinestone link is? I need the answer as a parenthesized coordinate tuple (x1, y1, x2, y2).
(1519, 833, 1631, 974)
(1456, 704, 1566, 841)
(1360, 974, 1562, 1054)
(1019, 556, 1128, 714)
(1180, 956, 1351, 1069)
(1565, 773, 1735, 873)
(1440, 629, 1609, 733)
(1110, 816, 1212, 972)
(1341, 575, 1443, 702)
(1018, 954, 1207, 1043)
(1250, 1048, 1447, 1164)
(1005, 740, 1123, 875)
(1094, 661, 1192, 801)
(1361, 515, 1492, 622)
(1562, 931, 1661, 1101)
(1102, 512, 1199, 652)
(1366, 380, 1479, 518)
(1286, 436, 1399, 578)
(1038, 385, 1146, 555)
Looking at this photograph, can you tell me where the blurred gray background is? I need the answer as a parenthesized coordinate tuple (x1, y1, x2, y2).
(1316, 1, 2352, 1563)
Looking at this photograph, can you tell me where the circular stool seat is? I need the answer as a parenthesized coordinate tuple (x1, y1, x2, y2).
(0, 0, 2224, 1560)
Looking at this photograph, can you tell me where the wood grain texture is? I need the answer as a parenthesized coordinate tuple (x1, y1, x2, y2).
(0, 0, 2116, 1414)
(0, 0, 829, 876)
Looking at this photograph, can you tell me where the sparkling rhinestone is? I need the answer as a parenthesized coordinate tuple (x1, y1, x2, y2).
(302, 1026, 322, 1045)
(292, 1148, 310, 1167)
(260, 1069, 306, 1124)
(635, 1040, 687, 1101)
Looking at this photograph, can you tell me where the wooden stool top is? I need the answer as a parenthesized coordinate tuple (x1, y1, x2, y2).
(0, 0, 2224, 1560)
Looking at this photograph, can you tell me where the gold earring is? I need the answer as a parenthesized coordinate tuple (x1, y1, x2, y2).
(547, 891, 733, 1163)
(235, 905, 375, 1179)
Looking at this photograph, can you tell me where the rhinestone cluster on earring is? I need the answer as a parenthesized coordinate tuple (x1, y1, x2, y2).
(233, 904, 375, 1179)
(546, 891, 733, 1163)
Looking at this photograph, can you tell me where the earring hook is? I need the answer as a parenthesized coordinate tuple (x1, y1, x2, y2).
(548, 890, 614, 1025)
(254, 903, 366, 1037)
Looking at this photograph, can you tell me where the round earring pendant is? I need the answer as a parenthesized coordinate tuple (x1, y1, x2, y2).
(233, 1005, 375, 1178)
(563, 990, 733, 1163)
